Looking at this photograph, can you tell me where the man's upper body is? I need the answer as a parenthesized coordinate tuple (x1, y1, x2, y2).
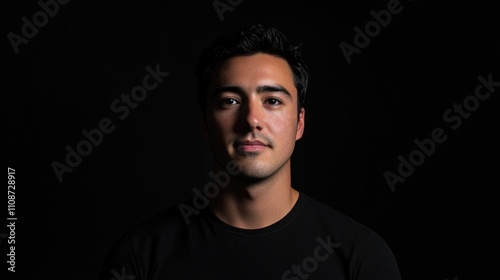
(99, 191, 401, 280)
(99, 23, 402, 280)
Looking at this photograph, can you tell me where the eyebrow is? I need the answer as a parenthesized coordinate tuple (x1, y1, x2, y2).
(210, 84, 292, 100)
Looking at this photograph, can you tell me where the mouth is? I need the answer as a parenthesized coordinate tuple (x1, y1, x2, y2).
(235, 140, 268, 153)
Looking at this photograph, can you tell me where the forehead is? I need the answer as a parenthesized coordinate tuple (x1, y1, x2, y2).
(209, 53, 296, 94)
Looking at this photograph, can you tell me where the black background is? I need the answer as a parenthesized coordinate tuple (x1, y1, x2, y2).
(3, 0, 500, 279)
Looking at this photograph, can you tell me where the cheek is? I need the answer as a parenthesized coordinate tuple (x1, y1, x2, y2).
(270, 114, 298, 136)
(209, 113, 235, 136)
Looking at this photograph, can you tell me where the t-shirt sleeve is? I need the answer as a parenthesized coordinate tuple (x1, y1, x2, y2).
(98, 231, 142, 280)
(354, 231, 402, 280)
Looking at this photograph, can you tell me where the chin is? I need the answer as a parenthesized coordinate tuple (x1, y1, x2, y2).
(233, 165, 274, 182)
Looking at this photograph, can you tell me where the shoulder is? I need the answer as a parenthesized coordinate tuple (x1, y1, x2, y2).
(104, 198, 199, 254)
(299, 192, 374, 235)
(298, 192, 402, 279)
(297, 192, 395, 253)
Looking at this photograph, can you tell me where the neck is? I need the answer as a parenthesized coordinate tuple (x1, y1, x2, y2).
(208, 162, 299, 229)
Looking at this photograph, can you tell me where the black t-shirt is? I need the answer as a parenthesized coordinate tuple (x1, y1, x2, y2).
(99, 192, 402, 280)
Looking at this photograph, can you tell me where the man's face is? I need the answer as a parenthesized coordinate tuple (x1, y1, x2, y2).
(203, 53, 305, 181)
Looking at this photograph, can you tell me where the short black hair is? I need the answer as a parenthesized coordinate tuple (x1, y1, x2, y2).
(195, 23, 309, 117)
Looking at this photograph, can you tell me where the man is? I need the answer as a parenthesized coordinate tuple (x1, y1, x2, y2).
(99, 23, 402, 280)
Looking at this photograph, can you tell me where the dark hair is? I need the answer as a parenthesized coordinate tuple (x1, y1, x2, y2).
(195, 23, 309, 117)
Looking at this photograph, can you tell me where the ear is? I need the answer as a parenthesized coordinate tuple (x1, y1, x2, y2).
(295, 107, 305, 140)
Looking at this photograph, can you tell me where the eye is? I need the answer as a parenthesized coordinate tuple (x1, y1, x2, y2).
(220, 98, 239, 106)
(265, 98, 283, 106)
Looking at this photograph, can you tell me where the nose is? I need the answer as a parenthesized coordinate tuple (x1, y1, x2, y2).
(240, 98, 264, 132)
